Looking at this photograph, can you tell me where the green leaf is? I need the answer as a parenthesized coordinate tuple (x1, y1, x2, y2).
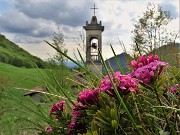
(159, 130, 170, 135)
(153, 106, 180, 112)
(95, 117, 111, 126)
(156, 77, 167, 89)
(93, 131, 98, 135)
(145, 113, 165, 122)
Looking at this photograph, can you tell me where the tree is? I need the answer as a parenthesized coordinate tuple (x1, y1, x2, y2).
(52, 27, 68, 65)
(131, 3, 177, 55)
(72, 29, 86, 63)
(48, 27, 68, 85)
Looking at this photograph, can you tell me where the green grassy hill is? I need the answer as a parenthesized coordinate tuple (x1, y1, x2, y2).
(153, 43, 180, 67)
(0, 62, 46, 96)
(0, 62, 48, 134)
(0, 34, 46, 68)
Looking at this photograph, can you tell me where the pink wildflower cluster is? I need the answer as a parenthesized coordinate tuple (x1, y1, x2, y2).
(68, 103, 87, 135)
(78, 88, 99, 106)
(131, 55, 159, 69)
(100, 72, 139, 95)
(50, 100, 66, 115)
(131, 55, 168, 84)
(77, 71, 139, 105)
(46, 101, 66, 134)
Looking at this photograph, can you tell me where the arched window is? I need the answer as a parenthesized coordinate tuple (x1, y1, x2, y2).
(90, 38, 98, 61)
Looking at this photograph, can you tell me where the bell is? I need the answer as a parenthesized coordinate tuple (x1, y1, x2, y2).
(91, 43, 97, 49)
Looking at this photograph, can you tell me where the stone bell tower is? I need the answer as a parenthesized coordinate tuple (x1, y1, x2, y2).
(83, 4, 104, 75)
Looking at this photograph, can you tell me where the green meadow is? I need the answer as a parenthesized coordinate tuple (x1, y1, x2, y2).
(0, 62, 47, 135)
(0, 62, 45, 95)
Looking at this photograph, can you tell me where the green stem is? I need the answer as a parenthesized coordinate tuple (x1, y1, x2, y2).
(110, 44, 125, 74)
(153, 87, 172, 133)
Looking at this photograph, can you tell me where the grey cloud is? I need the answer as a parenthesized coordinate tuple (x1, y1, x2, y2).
(0, 10, 55, 38)
(0, 10, 36, 33)
(13, 0, 92, 27)
(0, 0, 94, 42)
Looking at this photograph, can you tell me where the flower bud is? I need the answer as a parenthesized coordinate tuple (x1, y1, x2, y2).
(110, 109, 116, 119)
(111, 120, 118, 129)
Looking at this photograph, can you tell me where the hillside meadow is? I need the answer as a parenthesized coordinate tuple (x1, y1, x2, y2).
(0, 34, 46, 68)
(0, 61, 79, 134)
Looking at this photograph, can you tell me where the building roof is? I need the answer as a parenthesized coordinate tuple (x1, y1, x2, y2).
(91, 16, 98, 24)
(24, 86, 44, 96)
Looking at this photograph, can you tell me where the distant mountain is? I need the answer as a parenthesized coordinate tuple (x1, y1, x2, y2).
(0, 34, 46, 68)
(103, 52, 131, 73)
(66, 61, 79, 69)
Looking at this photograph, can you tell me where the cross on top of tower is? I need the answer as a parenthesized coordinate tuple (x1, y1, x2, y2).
(91, 3, 98, 16)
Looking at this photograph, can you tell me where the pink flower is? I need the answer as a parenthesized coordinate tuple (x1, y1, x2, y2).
(46, 125, 53, 133)
(170, 84, 179, 94)
(148, 54, 158, 63)
(130, 55, 168, 84)
(68, 103, 87, 135)
(99, 71, 139, 96)
(118, 74, 139, 93)
(130, 55, 160, 69)
(78, 89, 99, 106)
(138, 55, 148, 66)
(131, 60, 138, 69)
(72, 102, 84, 118)
(68, 119, 76, 135)
(50, 100, 66, 115)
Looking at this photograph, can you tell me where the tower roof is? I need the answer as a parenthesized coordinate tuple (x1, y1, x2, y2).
(91, 16, 98, 24)
(83, 15, 104, 31)
(83, 3, 104, 31)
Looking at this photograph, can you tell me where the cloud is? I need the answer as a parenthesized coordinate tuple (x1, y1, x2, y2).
(13, 0, 92, 27)
(0, 9, 57, 38)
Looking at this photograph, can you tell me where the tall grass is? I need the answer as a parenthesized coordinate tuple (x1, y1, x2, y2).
(0, 42, 179, 135)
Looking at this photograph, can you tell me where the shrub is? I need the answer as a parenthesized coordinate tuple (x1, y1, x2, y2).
(0, 53, 10, 63)
(42, 54, 179, 135)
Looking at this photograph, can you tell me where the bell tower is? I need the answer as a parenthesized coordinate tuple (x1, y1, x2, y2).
(83, 4, 104, 75)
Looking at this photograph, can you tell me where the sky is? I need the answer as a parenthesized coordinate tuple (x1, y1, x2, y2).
(0, 0, 179, 60)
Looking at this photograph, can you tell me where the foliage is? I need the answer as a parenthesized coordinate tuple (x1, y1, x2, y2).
(151, 42, 180, 67)
(131, 3, 177, 55)
(45, 58, 72, 88)
(40, 54, 180, 135)
(0, 34, 46, 68)
(46, 27, 69, 86)
(2, 49, 179, 135)
(51, 27, 68, 64)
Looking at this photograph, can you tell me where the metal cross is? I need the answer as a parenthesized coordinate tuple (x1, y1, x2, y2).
(91, 3, 98, 16)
